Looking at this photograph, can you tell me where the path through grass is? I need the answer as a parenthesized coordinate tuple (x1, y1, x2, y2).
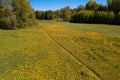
(0, 27, 97, 79)
(44, 24, 120, 80)
(0, 21, 120, 80)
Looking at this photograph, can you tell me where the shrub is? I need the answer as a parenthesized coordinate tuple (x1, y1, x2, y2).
(115, 12, 120, 25)
(0, 0, 36, 30)
(94, 11, 108, 23)
(94, 11, 115, 24)
(71, 11, 116, 24)
(118, 12, 120, 23)
(107, 12, 115, 24)
(71, 10, 94, 23)
(0, 7, 17, 29)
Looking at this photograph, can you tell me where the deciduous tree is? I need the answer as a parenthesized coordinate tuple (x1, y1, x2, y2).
(107, 0, 120, 13)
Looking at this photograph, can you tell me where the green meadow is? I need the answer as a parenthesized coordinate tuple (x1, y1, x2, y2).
(0, 21, 120, 80)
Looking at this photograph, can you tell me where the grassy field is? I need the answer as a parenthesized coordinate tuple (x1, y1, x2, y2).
(0, 21, 120, 80)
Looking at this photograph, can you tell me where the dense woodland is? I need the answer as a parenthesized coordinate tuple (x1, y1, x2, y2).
(36, 0, 120, 25)
(0, 0, 120, 29)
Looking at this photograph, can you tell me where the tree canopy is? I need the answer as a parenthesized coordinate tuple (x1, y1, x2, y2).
(107, 0, 120, 13)
(0, 0, 36, 29)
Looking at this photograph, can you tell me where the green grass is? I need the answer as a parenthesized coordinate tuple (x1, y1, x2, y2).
(42, 21, 120, 80)
(39, 21, 120, 36)
(0, 21, 120, 80)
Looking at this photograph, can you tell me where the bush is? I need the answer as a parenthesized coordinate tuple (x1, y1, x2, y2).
(107, 12, 115, 24)
(115, 12, 120, 25)
(0, 7, 17, 29)
(94, 11, 115, 24)
(117, 12, 120, 24)
(94, 11, 108, 23)
(0, 0, 36, 30)
(71, 10, 94, 23)
(71, 10, 116, 24)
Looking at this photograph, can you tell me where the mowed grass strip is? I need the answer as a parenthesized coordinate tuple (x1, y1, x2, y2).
(44, 25, 120, 80)
(0, 27, 98, 79)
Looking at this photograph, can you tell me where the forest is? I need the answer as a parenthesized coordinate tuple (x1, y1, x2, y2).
(36, 0, 120, 25)
(0, 0, 120, 29)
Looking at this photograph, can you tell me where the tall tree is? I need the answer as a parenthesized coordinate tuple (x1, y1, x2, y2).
(86, 0, 105, 11)
(54, 10, 61, 21)
(63, 6, 71, 21)
(13, 0, 36, 28)
(86, 0, 96, 10)
(45, 10, 54, 20)
(107, 0, 120, 13)
(76, 4, 85, 12)
(35, 10, 45, 20)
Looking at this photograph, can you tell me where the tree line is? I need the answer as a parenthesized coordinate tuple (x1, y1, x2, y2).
(0, 0, 36, 29)
(35, 6, 71, 21)
(0, 0, 120, 29)
(36, 0, 120, 25)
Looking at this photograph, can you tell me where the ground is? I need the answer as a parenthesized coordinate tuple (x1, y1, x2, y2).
(0, 21, 120, 80)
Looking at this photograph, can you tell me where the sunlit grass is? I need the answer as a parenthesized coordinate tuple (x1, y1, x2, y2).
(0, 27, 97, 79)
(44, 23, 120, 80)
(0, 21, 120, 80)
